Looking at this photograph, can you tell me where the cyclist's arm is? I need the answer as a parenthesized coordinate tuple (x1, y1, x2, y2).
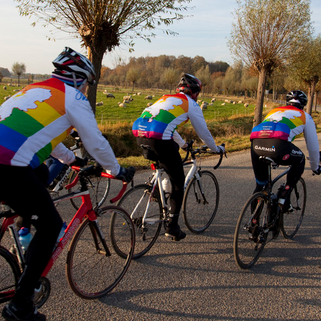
(173, 131, 186, 148)
(188, 100, 220, 153)
(51, 143, 76, 164)
(303, 112, 320, 171)
(64, 87, 120, 176)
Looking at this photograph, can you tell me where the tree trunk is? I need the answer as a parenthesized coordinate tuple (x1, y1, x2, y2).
(307, 82, 316, 115)
(253, 68, 268, 128)
(314, 91, 319, 112)
(87, 47, 104, 115)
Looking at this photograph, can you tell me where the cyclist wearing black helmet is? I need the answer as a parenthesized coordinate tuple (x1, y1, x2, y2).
(0, 47, 135, 321)
(250, 90, 320, 214)
(132, 73, 224, 241)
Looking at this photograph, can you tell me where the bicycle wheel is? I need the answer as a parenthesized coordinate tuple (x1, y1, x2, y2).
(233, 192, 268, 269)
(281, 177, 306, 239)
(113, 184, 162, 259)
(69, 170, 110, 210)
(0, 246, 21, 304)
(66, 206, 134, 299)
(182, 170, 219, 233)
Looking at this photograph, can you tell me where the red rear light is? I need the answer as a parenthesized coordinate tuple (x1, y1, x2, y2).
(151, 163, 156, 170)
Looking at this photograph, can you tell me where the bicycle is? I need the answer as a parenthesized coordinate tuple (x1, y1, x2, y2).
(233, 156, 306, 269)
(111, 140, 225, 259)
(47, 136, 110, 210)
(0, 165, 135, 308)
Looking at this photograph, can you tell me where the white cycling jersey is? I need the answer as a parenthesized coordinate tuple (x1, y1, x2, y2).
(132, 92, 220, 153)
(0, 77, 120, 176)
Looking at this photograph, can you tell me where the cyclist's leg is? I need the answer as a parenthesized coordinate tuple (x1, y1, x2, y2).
(137, 137, 186, 241)
(45, 156, 64, 187)
(274, 141, 305, 211)
(154, 139, 185, 241)
(250, 140, 269, 193)
(16, 163, 50, 230)
(0, 165, 61, 319)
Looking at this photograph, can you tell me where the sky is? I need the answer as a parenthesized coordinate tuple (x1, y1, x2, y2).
(2, 0, 321, 75)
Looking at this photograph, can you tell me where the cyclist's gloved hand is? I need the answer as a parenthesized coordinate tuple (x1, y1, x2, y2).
(313, 165, 321, 175)
(70, 156, 87, 168)
(216, 144, 225, 154)
(181, 143, 189, 152)
(70, 130, 79, 139)
(116, 166, 136, 183)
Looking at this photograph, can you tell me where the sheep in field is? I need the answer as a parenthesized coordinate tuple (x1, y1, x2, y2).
(200, 102, 208, 110)
(106, 93, 115, 98)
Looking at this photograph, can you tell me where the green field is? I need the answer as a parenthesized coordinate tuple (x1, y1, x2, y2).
(4, 81, 319, 169)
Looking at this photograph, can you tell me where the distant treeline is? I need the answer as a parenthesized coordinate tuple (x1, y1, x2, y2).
(99, 55, 230, 92)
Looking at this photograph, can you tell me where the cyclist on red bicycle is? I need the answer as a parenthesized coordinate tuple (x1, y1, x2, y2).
(132, 73, 224, 241)
(0, 47, 135, 321)
(250, 90, 321, 212)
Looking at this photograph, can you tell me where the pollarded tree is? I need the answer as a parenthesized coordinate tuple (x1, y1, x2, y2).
(160, 68, 179, 93)
(268, 67, 286, 100)
(12, 62, 26, 86)
(126, 67, 141, 91)
(195, 65, 211, 95)
(228, 0, 312, 127)
(16, 0, 192, 112)
(213, 76, 224, 95)
(288, 35, 321, 115)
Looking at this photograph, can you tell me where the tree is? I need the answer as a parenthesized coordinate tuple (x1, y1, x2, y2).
(12, 62, 26, 86)
(0, 71, 3, 83)
(213, 76, 224, 95)
(288, 35, 321, 114)
(160, 68, 179, 93)
(195, 65, 211, 95)
(228, 0, 312, 127)
(16, 0, 192, 113)
(126, 67, 141, 91)
(268, 67, 286, 100)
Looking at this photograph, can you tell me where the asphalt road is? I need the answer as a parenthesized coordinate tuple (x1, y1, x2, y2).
(2, 135, 321, 321)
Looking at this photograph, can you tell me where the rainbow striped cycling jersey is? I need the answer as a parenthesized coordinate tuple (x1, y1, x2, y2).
(250, 106, 306, 142)
(0, 78, 73, 168)
(132, 93, 190, 140)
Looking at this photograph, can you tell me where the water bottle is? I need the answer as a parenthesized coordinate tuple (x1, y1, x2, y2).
(162, 177, 171, 194)
(18, 227, 33, 252)
(162, 178, 171, 204)
(56, 222, 67, 245)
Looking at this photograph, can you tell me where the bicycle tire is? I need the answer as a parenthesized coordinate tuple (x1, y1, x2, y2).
(0, 246, 21, 304)
(182, 170, 219, 233)
(113, 184, 162, 259)
(66, 206, 135, 299)
(281, 177, 306, 239)
(69, 170, 110, 210)
(233, 192, 268, 269)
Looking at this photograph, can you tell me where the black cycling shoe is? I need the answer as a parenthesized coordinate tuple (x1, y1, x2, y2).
(165, 226, 186, 241)
(2, 301, 46, 321)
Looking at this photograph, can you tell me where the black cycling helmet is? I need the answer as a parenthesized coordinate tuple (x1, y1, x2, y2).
(286, 90, 308, 109)
(52, 47, 96, 87)
(176, 73, 202, 101)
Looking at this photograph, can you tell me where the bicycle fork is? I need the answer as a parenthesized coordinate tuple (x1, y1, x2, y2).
(88, 220, 111, 256)
(8, 224, 26, 269)
(192, 172, 208, 205)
